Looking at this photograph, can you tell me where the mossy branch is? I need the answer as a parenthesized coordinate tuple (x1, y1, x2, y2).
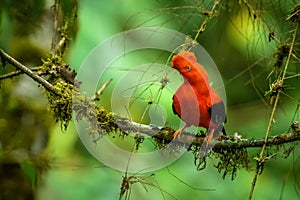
(1, 49, 300, 151)
(110, 114, 300, 149)
(1, 48, 299, 182)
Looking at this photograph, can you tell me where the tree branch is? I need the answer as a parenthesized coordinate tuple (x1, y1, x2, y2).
(114, 116, 300, 150)
(194, 0, 220, 41)
(91, 78, 113, 101)
(51, 0, 60, 54)
(0, 67, 45, 80)
(1, 49, 299, 151)
(248, 13, 299, 200)
(0, 49, 59, 95)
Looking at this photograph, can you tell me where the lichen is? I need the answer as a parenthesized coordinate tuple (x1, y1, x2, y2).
(134, 133, 144, 150)
(152, 127, 175, 149)
(72, 89, 123, 143)
(45, 81, 73, 130)
(213, 148, 250, 180)
(191, 144, 207, 171)
(273, 44, 290, 75)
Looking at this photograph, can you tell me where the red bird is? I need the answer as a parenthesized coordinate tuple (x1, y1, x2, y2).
(171, 51, 226, 148)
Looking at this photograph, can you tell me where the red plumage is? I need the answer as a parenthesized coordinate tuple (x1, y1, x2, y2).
(171, 51, 226, 146)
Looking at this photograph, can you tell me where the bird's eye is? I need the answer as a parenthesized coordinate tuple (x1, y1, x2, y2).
(186, 66, 191, 71)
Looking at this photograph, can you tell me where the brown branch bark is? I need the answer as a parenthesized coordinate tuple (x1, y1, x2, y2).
(0, 67, 45, 80)
(0, 49, 59, 95)
(115, 116, 300, 150)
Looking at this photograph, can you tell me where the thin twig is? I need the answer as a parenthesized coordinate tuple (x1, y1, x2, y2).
(0, 67, 45, 80)
(248, 24, 299, 200)
(0, 70, 23, 80)
(91, 78, 113, 101)
(0, 49, 58, 95)
(51, 0, 60, 54)
(194, 0, 220, 41)
(284, 73, 300, 80)
(54, 35, 67, 55)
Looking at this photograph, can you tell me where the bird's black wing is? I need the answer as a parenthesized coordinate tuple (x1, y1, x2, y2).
(208, 101, 226, 135)
(172, 95, 180, 117)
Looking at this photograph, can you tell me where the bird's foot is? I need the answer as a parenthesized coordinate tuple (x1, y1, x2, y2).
(173, 130, 181, 139)
(203, 129, 215, 147)
(173, 125, 187, 139)
(200, 129, 218, 158)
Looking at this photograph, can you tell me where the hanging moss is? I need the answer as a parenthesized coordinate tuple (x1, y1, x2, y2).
(213, 148, 250, 180)
(45, 81, 73, 130)
(273, 44, 290, 77)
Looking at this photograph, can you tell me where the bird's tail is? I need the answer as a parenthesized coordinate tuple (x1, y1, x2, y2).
(199, 125, 225, 158)
(221, 126, 226, 136)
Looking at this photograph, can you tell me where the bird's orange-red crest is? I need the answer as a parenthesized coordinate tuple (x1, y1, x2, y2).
(172, 51, 210, 86)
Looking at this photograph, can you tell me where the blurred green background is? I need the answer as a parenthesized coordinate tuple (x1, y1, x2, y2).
(0, 0, 300, 199)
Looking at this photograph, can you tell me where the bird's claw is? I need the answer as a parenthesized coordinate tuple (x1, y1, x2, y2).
(172, 125, 187, 139)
